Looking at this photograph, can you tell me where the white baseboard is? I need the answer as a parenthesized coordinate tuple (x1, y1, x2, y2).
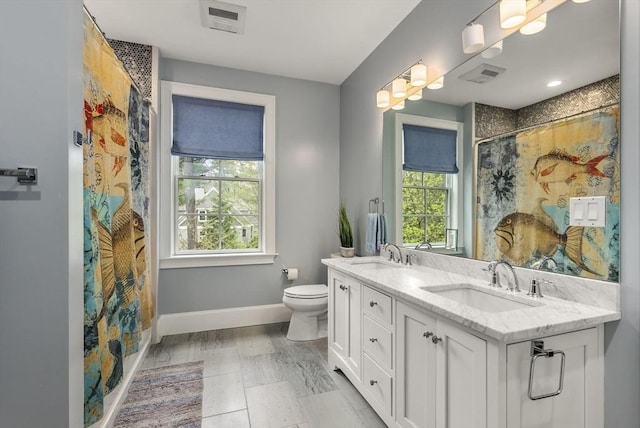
(157, 303, 292, 339)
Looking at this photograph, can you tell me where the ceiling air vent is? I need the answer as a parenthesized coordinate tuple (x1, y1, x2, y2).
(458, 63, 506, 84)
(200, 0, 247, 35)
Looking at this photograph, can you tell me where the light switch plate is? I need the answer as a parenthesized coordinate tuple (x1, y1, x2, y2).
(569, 196, 606, 227)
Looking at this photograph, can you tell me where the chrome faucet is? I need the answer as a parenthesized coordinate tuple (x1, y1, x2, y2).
(486, 260, 521, 292)
(383, 243, 404, 264)
(415, 241, 432, 250)
(531, 256, 557, 272)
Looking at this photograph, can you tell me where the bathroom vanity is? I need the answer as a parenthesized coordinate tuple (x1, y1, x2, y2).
(322, 255, 620, 428)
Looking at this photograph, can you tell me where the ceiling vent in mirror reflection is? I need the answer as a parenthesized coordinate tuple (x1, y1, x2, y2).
(200, 0, 247, 35)
(459, 63, 506, 84)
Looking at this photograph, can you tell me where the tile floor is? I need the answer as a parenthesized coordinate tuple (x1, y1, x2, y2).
(141, 322, 386, 428)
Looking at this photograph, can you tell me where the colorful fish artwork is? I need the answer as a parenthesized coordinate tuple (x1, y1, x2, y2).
(531, 149, 608, 194)
(476, 105, 620, 281)
(493, 210, 598, 275)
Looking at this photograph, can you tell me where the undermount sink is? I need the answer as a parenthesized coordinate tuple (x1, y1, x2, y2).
(348, 260, 401, 270)
(424, 284, 539, 313)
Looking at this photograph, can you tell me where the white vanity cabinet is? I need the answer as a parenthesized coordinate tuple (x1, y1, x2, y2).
(328, 270, 362, 382)
(396, 301, 487, 428)
(326, 266, 606, 428)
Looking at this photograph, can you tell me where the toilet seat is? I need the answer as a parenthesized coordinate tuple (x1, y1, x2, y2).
(284, 284, 328, 299)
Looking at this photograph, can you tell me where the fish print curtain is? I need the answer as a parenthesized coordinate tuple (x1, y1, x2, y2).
(83, 11, 154, 426)
(475, 105, 620, 281)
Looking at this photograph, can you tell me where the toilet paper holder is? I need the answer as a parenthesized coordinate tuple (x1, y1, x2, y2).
(282, 267, 299, 280)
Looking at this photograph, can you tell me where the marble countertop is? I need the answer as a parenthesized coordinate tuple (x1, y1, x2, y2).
(322, 256, 621, 343)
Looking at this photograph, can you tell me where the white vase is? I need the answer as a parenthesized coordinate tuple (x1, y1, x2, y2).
(340, 246, 355, 257)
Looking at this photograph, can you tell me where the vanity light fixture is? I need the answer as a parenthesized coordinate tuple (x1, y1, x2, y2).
(520, 12, 547, 35)
(410, 63, 428, 86)
(376, 60, 429, 110)
(392, 78, 408, 97)
(462, 22, 485, 54)
(500, 0, 527, 29)
(376, 89, 390, 108)
(427, 76, 444, 90)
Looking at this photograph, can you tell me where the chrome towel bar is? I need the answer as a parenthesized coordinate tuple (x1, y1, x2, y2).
(0, 167, 37, 184)
(528, 339, 566, 401)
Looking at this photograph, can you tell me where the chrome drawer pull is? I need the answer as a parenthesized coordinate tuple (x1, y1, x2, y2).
(370, 301, 378, 307)
(370, 380, 378, 386)
(369, 337, 378, 343)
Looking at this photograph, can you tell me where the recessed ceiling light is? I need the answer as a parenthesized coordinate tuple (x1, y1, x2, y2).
(547, 80, 562, 87)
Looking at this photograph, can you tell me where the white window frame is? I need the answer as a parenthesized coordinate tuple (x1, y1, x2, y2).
(394, 113, 464, 248)
(159, 81, 276, 268)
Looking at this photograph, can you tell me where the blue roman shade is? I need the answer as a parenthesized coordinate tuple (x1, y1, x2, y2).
(402, 124, 459, 173)
(171, 95, 265, 160)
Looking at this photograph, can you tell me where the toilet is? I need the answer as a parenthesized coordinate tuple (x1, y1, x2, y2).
(282, 284, 328, 341)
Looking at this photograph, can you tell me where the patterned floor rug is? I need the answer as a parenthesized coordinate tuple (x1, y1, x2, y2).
(113, 360, 204, 428)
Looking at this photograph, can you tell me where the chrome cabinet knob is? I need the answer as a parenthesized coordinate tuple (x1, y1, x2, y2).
(370, 380, 378, 386)
(369, 337, 378, 343)
(339, 284, 347, 291)
(432, 335, 443, 344)
(423, 331, 434, 339)
(369, 301, 378, 307)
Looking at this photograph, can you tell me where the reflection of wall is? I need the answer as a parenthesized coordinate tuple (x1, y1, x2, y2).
(108, 39, 153, 98)
(476, 75, 620, 139)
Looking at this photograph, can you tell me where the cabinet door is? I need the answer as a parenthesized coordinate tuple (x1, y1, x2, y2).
(328, 272, 362, 381)
(506, 328, 601, 428)
(396, 302, 438, 428)
(329, 272, 348, 356)
(435, 319, 487, 428)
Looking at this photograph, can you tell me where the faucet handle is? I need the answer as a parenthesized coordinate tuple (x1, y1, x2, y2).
(528, 278, 544, 298)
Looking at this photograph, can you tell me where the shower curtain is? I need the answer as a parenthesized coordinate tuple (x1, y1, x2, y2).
(82, 11, 154, 426)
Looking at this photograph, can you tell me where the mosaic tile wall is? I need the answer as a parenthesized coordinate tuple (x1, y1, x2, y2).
(476, 75, 620, 140)
(107, 39, 153, 99)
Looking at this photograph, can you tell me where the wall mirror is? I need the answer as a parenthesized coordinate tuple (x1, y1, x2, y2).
(382, 0, 620, 282)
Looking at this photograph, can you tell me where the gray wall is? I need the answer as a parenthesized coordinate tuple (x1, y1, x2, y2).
(158, 59, 341, 314)
(0, 1, 84, 427)
(340, 0, 640, 425)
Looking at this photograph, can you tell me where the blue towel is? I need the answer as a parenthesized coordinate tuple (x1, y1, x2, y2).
(365, 213, 378, 254)
(377, 213, 388, 251)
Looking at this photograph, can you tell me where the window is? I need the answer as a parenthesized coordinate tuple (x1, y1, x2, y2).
(394, 114, 464, 248)
(160, 81, 276, 268)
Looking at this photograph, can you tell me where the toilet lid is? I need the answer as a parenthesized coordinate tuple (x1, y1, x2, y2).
(284, 284, 328, 298)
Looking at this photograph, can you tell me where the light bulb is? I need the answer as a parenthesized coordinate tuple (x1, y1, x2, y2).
(427, 76, 444, 90)
(520, 13, 547, 35)
(391, 100, 405, 110)
(407, 90, 423, 101)
(410, 64, 427, 86)
(462, 23, 485, 54)
(500, 0, 526, 29)
(392, 78, 407, 97)
(376, 89, 390, 108)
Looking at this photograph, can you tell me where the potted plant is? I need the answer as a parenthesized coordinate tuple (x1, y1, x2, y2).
(338, 203, 354, 257)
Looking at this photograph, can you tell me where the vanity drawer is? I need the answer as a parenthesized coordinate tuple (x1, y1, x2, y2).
(363, 285, 393, 326)
(363, 353, 392, 417)
(363, 315, 393, 369)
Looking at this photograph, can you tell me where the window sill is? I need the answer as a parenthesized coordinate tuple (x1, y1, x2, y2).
(159, 252, 278, 269)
